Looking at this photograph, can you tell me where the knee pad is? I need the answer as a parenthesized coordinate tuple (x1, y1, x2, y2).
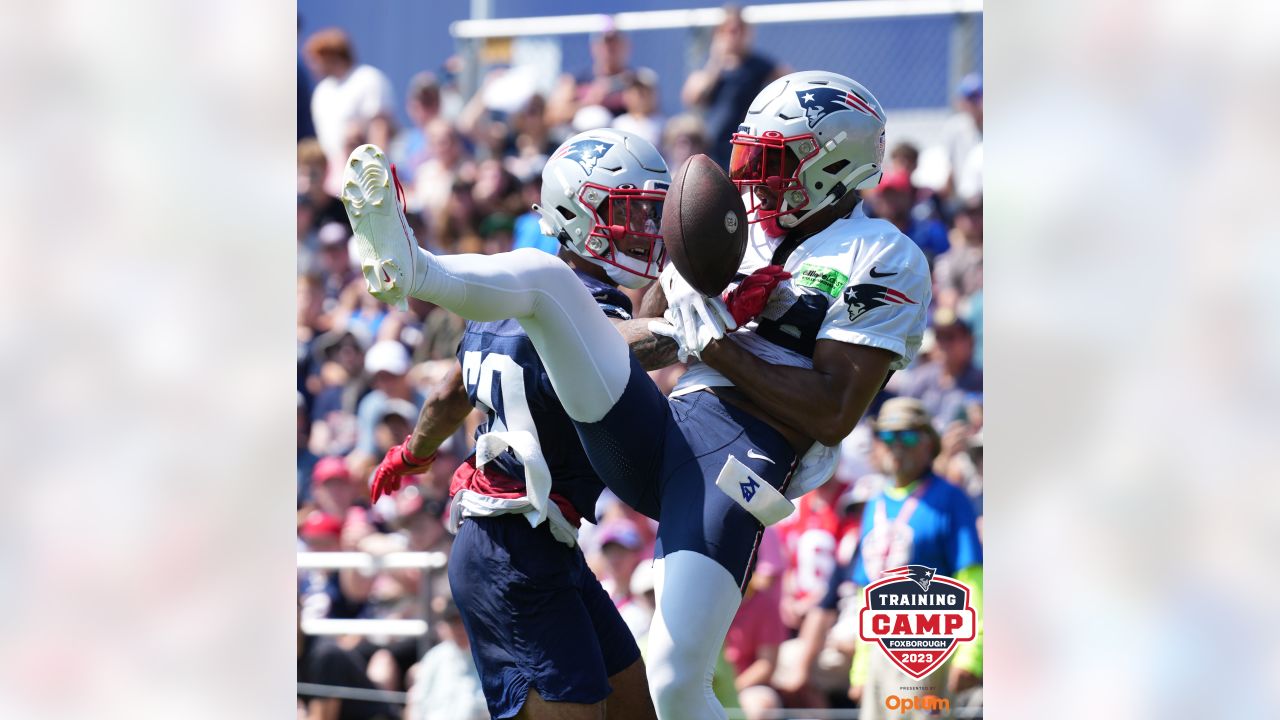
(510, 247, 571, 288)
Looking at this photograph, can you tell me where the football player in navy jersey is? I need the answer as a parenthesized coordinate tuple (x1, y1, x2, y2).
(345, 72, 932, 720)
(359, 129, 670, 720)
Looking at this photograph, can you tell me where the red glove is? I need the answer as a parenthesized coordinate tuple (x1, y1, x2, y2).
(370, 435, 437, 503)
(722, 265, 791, 326)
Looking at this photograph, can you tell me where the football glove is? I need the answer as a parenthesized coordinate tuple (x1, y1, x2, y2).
(722, 265, 791, 326)
(369, 435, 437, 503)
(655, 264, 737, 361)
(648, 295, 735, 362)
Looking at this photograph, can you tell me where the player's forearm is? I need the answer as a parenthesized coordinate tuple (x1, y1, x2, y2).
(408, 363, 472, 458)
(615, 318, 681, 371)
(700, 339, 885, 446)
(637, 279, 668, 319)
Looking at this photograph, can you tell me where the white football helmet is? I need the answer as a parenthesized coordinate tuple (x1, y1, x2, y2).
(533, 128, 670, 289)
(729, 71, 887, 234)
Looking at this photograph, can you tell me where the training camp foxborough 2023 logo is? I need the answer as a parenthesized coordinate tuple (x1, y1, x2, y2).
(554, 139, 614, 175)
(859, 565, 976, 679)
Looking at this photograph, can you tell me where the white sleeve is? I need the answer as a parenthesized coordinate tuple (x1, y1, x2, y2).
(817, 234, 932, 370)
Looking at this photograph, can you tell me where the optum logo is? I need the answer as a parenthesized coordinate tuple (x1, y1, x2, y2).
(884, 693, 950, 714)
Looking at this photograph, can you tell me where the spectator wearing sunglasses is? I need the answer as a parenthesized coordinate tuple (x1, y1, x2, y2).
(844, 398, 983, 719)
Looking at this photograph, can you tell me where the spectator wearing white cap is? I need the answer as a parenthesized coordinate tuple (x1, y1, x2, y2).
(349, 341, 425, 481)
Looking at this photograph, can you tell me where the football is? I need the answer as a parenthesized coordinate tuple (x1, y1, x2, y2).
(661, 154, 748, 296)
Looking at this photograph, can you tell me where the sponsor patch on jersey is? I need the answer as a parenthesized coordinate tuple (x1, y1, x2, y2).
(793, 262, 850, 298)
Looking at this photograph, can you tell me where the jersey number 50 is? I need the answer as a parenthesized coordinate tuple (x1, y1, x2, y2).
(461, 351, 539, 439)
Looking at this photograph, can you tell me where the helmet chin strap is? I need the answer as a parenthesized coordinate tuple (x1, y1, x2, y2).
(778, 191, 837, 229)
(601, 258, 651, 289)
(779, 163, 879, 228)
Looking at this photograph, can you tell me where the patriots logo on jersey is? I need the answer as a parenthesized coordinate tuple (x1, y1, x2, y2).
(740, 476, 760, 502)
(554, 139, 614, 175)
(796, 87, 882, 128)
(883, 564, 937, 592)
(843, 283, 917, 322)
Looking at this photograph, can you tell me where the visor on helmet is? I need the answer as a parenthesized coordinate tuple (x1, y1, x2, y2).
(729, 132, 820, 224)
(579, 182, 666, 281)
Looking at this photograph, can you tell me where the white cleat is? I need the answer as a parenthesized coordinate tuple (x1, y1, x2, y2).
(340, 144, 417, 309)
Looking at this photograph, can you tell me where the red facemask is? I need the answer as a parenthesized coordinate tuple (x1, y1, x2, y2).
(728, 131, 820, 234)
(578, 182, 666, 280)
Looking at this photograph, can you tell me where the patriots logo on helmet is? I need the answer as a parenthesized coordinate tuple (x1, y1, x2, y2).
(843, 283, 916, 322)
(555, 139, 614, 175)
(796, 87, 882, 128)
(883, 564, 937, 592)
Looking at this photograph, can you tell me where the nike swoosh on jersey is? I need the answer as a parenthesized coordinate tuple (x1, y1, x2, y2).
(746, 449, 774, 464)
(868, 266, 897, 278)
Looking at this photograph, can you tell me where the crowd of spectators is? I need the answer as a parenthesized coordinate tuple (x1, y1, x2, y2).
(297, 12, 983, 719)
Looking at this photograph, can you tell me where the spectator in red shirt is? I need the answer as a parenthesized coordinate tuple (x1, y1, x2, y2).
(776, 476, 855, 629)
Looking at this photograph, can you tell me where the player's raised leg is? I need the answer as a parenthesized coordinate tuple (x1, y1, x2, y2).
(341, 144, 419, 310)
(341, 136, 659, 424)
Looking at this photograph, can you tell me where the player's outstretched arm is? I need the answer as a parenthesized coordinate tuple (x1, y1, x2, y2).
(614, 318, 681, 371)
(700, 338, 894, 446)
(407, 360, 472, 458)
(369, 361, 473, 502)
(612, 280, 681, 371)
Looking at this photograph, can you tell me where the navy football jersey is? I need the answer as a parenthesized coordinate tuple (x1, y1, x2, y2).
(456, 269, 633, 524)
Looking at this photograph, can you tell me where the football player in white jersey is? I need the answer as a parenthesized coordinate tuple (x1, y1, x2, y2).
(673, 69, 931, 487)
(342, 71, 929, 720)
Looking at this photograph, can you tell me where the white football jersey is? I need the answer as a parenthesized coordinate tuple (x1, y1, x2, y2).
(675, 201, 932, 395)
